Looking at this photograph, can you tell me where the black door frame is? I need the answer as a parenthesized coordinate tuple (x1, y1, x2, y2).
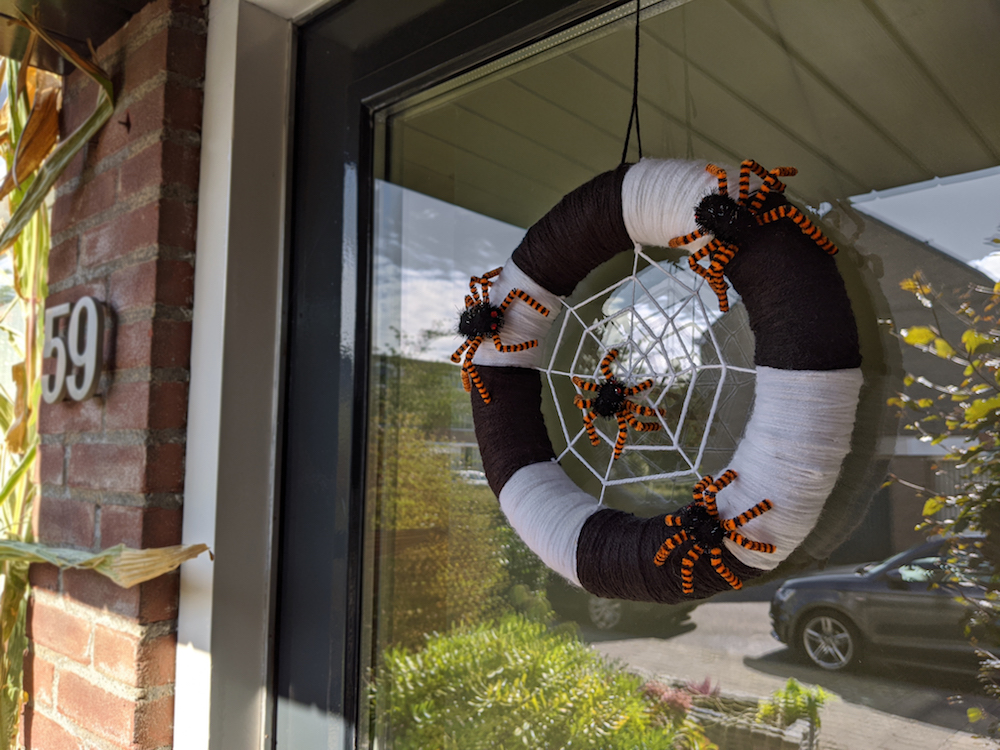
(276, 1, 630, 747)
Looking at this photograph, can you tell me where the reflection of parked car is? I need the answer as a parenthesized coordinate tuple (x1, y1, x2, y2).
(547, 576, 696, 632)
(770, 538, 986, 672)
(452, 469, 488, 486)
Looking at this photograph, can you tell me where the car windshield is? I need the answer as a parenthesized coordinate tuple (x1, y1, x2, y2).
(865, 542, 941, 578)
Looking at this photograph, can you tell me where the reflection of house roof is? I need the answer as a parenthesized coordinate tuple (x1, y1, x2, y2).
(850, 165, 1000, 266)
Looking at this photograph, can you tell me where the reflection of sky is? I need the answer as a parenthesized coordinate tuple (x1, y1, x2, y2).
(603, 267, 728, 373)
(373, 180, 525, 361)
(850, 165, 1000, 279)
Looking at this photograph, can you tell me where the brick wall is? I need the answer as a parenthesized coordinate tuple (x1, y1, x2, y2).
(24, 1, 206, 747)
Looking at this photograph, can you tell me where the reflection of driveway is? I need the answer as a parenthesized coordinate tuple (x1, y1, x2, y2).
(589, 602, 998, 750)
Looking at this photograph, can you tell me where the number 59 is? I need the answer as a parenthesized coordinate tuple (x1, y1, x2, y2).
(42, 297, 105, 404)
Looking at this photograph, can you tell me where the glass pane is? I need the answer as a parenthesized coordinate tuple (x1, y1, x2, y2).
(364, 0, 1000, 746)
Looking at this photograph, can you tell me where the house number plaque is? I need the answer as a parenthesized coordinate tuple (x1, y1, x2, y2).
(42, 296, 105, 404)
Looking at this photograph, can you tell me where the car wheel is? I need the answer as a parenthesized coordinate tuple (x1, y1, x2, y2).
(587, 596, 623, 630)
(798, 609, 860, 671)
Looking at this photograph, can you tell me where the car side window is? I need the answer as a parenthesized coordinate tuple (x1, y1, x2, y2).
(896, 557, 944, 583)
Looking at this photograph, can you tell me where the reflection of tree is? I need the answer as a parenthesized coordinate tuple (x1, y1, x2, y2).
(372, 334, 548, 649)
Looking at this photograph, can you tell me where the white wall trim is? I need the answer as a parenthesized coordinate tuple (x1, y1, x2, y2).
(249, 0, 339, 22)
(176, 1, 293, 748)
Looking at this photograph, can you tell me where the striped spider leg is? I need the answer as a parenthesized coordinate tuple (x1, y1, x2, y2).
(451, 269, 550, 404)
(571, 348, 665, 460)
(653, 469, 777, 595)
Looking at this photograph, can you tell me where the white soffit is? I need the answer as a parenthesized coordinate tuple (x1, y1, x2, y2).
(249, 0, 339, 22)
(850, 165, 1000, 271)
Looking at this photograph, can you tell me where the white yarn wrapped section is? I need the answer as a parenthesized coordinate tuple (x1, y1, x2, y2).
(621, 158, 761, 248)
(471, 259, 562, 369)
(714, 366, 863, 570)
(499, 461, 601, 586)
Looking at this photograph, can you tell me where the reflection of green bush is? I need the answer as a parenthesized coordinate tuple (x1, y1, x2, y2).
(373, 612, 712, 750)
(385, 421, 510, 648)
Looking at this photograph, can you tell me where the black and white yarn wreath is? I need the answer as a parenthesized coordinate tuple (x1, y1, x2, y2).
(458, 158, 862, 604)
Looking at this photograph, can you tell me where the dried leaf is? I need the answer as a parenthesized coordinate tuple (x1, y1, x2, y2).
(0, 86, 59, 202)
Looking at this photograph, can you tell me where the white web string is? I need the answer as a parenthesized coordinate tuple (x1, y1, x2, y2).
(539, 243, 757, 505)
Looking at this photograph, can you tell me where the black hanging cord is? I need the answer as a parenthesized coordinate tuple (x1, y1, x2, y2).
(620, 0, 642, 165)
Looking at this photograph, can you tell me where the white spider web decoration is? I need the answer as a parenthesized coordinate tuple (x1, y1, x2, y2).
(539, 244, 758, 507)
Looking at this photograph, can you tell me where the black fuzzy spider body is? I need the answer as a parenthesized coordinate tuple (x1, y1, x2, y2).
(653, 470, 776, 595)
(591, 379, 626, 417)
(694, 193, 755, 246)
(669, 160, 839, 313)
(458, 302, 504, 339)
(451, 268, 550, 404)
(572, 349, 664, 460)
(678, 502, 726, 547)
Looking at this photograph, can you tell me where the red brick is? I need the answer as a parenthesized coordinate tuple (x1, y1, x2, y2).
(58, 671, 136, 746)
(156, 259, 195, 307)
(22, 709, 83, 750)
(46, 283, 105, 311)
(150, 320, 192, 369)
(24, 651, 55, 706)
(94, 81, 202, 164)
(94, 628, 176, 688)
(63, 568, 140, 620)
(27, 598, 91, 663)
(105, 381, 150, 430)
(138, 572, 180, 623)
(62, 569, 179, 624)
(105, 376, 188, 428)
(100, 504, 144, 548)
(114, 320, 153, 370)
(39, 399, 103, 435)
(109, 260, 156, 311)
(93, 626, 141, 685)
(39, 444, 65, 486)
(158, 198, 198, 252)
(146, 443, 185, 493)
(29, 563, 60, 591)
(136, 694, 174, 748)
(68, 444, 146, 493)
(100, 505, 182, 549)
(37, 497, 95, 548)
(60, 77, 99, 141)
(124, 26, 206, 96)
(48, 238, 79, 285)
(121, 139, 201, 196)
(149, 381, 188, 429)
(81, 202, 159, 267)
(67, 168, 118, 224)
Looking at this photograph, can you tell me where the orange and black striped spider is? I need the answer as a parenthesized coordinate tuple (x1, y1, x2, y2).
(572, 348, 665, 460)
(653, 470, 776, 595)
(451, 267, 550, 404)
(668, 159, 839, 312)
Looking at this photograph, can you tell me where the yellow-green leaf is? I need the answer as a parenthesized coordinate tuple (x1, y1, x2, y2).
(933, 338, 956, 358)
(916, 398, 934, 408)
(922, 497, 945, 516)
(903, 375, 915, 386)
(968, 707, 984, 723)
(962, 329, 994, 354)
(965, 395, 1000, 422)
(902, 326, 937, 345)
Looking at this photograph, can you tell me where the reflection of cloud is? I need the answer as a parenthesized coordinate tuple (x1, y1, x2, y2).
(373, 181, 526, 361)
(972, 252, 1000, 281)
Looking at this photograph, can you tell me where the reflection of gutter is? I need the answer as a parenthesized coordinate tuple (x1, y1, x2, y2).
(880, 435, 969, 457)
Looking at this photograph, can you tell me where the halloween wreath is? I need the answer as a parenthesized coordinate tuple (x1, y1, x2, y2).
(453, 158, 862, 603)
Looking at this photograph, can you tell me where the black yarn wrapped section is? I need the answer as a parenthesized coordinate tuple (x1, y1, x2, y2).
(576, 507, 765, 603)
(725, 193, 861, 371)
(512, 164, 633, 296)
(471, 366, 555, 496)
